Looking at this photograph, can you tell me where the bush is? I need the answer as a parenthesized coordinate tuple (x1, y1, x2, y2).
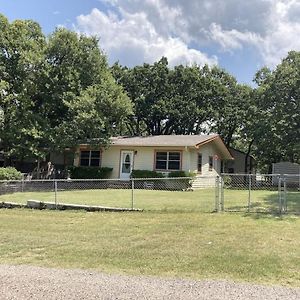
(168, 171, 195, 178)
(131, 170, 164, 178)
(0, 167, 22, 180)
(223, 175, 232, 187)
(67, 166, 113, 179)
(167, 171, 196, 190)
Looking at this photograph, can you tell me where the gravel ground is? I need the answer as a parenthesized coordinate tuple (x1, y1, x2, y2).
(0, 265, 299, 300)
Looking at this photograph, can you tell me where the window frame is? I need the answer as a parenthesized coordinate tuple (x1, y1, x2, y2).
(197, 153, 202, 173)
(209, 156, 213, 171)
(154, 150, 182, 171)
(79, 150, 101, 167)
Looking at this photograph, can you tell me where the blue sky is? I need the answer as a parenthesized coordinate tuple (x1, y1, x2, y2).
(1, 0, 300, 85)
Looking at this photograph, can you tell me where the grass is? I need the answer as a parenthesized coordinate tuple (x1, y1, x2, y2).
(224, 189, 300, 213)
(1, 188, 298, 213)
(0, 188, 214, 211)
(0, 209, 299, 286)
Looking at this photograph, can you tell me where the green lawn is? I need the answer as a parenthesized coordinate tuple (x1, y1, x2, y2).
(1, 188, 299, 213)
(0, 188, 215, 211)
(223, 189, 300, 213)
(0, 209, 299, 286)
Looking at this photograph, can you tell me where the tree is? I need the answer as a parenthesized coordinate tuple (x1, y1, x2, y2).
(111, 57, 171, 135)
(0, 14, 47, 164)
(254, 51, 300, 171)
(206, 68, 253, 147)
(0, 15, 132, 166)
(112, 59, 232, 136)
(166, 65, 213, 135)
(39, 28, 132, 149)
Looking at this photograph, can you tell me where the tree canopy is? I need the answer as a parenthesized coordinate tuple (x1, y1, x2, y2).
(0, 14, 132, 164)
(253, 51, 300, 170)
(0, 13, 299, 172)
(112, 54, 299, 172)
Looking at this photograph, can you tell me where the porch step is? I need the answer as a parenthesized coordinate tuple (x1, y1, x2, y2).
(192, 176, 217, 189)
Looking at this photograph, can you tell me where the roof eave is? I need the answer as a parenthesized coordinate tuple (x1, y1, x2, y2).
(196, 136, 234, 160)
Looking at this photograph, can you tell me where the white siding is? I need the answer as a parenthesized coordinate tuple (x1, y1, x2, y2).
(189, 143, 222, 176)
(74, 142, 226, 179)
(96, 146, 189, 178)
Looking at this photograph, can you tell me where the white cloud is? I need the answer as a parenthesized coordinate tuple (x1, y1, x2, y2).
(76, 8, 217, 67)
(101, 0, 273, 45)
(259, 20, 300, 66)
(255, 0, 300, 66)
(208, 23, 262, 51)
(78, 0, 300, 68)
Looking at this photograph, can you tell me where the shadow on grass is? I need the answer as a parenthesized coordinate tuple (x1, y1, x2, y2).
(225, 189, 300, 218)
(241, 211, 287, 220)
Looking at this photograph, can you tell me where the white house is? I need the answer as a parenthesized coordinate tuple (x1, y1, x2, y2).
(74, 134, 233, 179)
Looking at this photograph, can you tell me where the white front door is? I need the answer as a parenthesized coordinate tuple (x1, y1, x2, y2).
(120, 151, 134, 179)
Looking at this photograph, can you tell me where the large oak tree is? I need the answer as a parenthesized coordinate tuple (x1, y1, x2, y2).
(0, 15, 132, 165)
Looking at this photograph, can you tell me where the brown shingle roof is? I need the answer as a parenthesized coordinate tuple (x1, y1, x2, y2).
(110, 134, 219, 147)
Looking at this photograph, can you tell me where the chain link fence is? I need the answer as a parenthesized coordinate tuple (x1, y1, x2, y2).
(219, 174, 300, 214)
(0, 174, 299, 214)
(0, 177, 216, 212)
(132, 176, 216, 212)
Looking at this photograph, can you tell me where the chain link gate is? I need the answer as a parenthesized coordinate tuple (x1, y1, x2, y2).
(220, 174, 299, 215)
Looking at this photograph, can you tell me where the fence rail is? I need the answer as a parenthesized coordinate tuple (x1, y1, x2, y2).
(0, 174, 299, 214)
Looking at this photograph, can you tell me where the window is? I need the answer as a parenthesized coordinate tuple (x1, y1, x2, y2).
(198, 153, 202, 173)
(155, 151, 181, 171)
(209, 156, 213, 171)
(122, 153, 131, 173)
(80, 150, 101, 167)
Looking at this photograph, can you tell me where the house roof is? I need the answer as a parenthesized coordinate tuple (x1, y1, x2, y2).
(111, 134, 217, 147)
(110, 134, 234, 160)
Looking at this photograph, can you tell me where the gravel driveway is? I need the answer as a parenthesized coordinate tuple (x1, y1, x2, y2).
(0, 265, 299, 300)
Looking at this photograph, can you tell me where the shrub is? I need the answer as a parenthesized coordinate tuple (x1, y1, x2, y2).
(0, 167, 22, 180)
(223, 175, 232, 186)
(67, 166, 113, 179)
(168, 171, 196, 178)
(167, 171, 196, 190)
(131, 170, 164, 178)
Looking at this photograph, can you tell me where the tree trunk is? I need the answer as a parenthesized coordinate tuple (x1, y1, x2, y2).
(244, 139, 254, 174)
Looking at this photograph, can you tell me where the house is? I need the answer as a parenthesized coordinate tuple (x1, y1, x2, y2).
(73, 134, 233, 180)
(224, 147, 255, 174)
(272, 162, 300, 186)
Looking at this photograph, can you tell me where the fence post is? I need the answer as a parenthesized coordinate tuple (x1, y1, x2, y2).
(54, 180, 58, 209)
(215, 176, 220, 212)
(283, 177, 287, 213)
(278, 176, 282, 215)
(21, 179, 24, 193)
(248, 174, 251, 212)
(220, 176, 224, 211)
(131, 178, 134, 210)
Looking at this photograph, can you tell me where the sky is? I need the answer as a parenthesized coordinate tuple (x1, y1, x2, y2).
(1, 0, 300, 84)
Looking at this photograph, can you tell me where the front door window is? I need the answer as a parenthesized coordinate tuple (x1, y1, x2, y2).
(120, 151, 134, 179)
(122, 154, 131, 173)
